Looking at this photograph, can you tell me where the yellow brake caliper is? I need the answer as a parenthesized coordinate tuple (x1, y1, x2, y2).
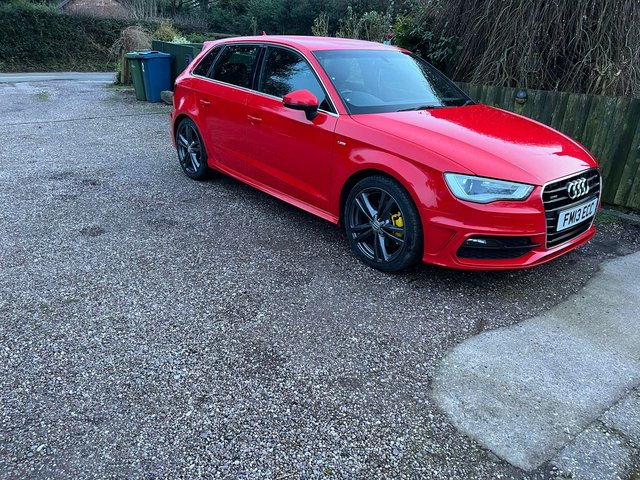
(390, 212, 404, 238)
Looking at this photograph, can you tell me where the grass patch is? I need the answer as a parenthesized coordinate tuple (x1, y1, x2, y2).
(103, 83, 134, 91)
(595, 211, 621, 226)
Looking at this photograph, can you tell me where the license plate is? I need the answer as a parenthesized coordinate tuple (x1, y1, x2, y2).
(556, 197, 598, 232)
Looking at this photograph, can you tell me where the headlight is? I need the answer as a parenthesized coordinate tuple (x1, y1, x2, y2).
(444, 173, 534, 203)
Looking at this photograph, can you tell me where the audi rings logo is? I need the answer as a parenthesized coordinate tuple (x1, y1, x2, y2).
(566, 178, 589, 199)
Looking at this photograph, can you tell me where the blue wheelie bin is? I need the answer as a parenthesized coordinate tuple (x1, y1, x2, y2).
(139, 51, 174, 102)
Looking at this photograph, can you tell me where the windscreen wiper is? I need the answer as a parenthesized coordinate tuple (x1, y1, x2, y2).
(397, 105, 443, 112)
(439, 98, 475, 106)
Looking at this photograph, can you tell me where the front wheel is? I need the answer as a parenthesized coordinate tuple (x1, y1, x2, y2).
(344, 176, 423, 272)
(175, 117, 210, 180)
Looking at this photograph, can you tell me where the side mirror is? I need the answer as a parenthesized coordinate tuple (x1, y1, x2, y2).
(283, 89, 319, 121)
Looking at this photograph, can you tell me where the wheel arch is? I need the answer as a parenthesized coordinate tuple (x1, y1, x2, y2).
(339, 169, 389, 224)
(173, 113, 193, 139)
(340, 167, 427, 271)
(173, 114, 210, 165)
(338, 164, 433, 227)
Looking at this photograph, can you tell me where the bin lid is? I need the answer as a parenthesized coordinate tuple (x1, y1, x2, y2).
(138, 51, 174, 60)
(124, 49, 153, 59)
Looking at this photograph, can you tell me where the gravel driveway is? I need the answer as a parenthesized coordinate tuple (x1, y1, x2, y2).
(1, 80, 639, 479)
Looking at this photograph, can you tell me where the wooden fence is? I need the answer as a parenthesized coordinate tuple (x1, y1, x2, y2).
(456, 83, 640, 210)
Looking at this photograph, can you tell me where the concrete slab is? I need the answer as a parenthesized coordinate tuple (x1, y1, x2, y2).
(602, 389, 640, 446)
(432, 252, 640, 471)
(551, 423, 635, 480)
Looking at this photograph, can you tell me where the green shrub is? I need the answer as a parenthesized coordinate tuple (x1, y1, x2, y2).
(153, 21, 180, 41)
(335, 6, 360, 39)
(358, 9, 392, 43)
(334, 6, 392, 42)
(393, 15, 460, 72)
(311, 12, 329, 37)
(185, 33, 209, 43)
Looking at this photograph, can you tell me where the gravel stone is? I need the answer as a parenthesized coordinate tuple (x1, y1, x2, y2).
(1, 80, 639, 479)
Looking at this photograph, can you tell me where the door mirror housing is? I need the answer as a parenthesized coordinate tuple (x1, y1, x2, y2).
(283, 89, 319, 121)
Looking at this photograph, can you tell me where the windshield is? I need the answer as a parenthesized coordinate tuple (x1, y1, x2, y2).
(313, 49, 471, 114)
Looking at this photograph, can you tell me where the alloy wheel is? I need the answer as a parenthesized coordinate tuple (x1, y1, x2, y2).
(347, 187, 406, 263)
(176, 122, 203, 174)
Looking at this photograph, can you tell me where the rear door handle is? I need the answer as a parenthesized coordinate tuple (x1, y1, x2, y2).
(199, 99, 211, 107)
(247, 114, 263, 125)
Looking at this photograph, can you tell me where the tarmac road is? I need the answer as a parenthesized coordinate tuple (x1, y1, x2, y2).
(0, 72, 115, 83)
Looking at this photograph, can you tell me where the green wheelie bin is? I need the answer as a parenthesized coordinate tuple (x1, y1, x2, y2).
(125, 51, 150, 101)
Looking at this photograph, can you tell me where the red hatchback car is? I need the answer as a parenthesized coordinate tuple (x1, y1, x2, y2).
(171, 36, 601, 271)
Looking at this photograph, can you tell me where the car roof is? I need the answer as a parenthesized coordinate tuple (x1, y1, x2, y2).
(209, 35, 399, 52)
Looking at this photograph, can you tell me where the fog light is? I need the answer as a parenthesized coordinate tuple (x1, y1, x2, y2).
(458, 236, 541, 260)
(464, 238, 488, 245)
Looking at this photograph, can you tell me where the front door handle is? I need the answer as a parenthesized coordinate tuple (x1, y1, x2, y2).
(200, 99, 211, 107)
(247, 114, 263, 125)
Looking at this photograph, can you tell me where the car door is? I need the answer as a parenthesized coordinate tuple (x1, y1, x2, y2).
(191, 44, 260, 177)
(245, 45, 338, 212)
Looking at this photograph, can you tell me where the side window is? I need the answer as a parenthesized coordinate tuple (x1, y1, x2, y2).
(259, 47, 331, 112)
(211, 45, 259, 89)
(193, 45, 222, 78)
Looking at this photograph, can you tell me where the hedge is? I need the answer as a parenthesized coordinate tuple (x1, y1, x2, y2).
(0, 3, 208, 72)
(0, 3, 131, 71)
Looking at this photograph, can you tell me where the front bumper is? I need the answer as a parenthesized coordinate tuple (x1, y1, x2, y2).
(419, 185, 598, 270)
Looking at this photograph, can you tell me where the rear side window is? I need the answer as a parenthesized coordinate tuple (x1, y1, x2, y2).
(193, 45, 222, 78)
(211, 45, 259, 89)
(259, 47, 331, 111)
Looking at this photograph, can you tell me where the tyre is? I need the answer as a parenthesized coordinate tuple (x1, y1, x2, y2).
(175, 117, 210, 180)
(344, 175, 423, 272)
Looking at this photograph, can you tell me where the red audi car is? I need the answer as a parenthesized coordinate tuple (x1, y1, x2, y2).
(171, 36, 600, 271)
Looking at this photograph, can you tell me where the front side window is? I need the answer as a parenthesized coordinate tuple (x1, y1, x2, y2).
(314, 49, 470, 114)
(193, 45, 222, 78)
(259, 47, 331, 112)
(211, 45, 259, 89)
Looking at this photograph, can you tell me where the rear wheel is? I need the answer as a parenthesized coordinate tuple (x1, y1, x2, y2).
(344, 175, 423, 272)
(176, 117, 209, 180)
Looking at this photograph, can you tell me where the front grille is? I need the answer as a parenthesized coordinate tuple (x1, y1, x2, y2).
(457, 236, 539, 259)
(542, 169, 600, 249)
